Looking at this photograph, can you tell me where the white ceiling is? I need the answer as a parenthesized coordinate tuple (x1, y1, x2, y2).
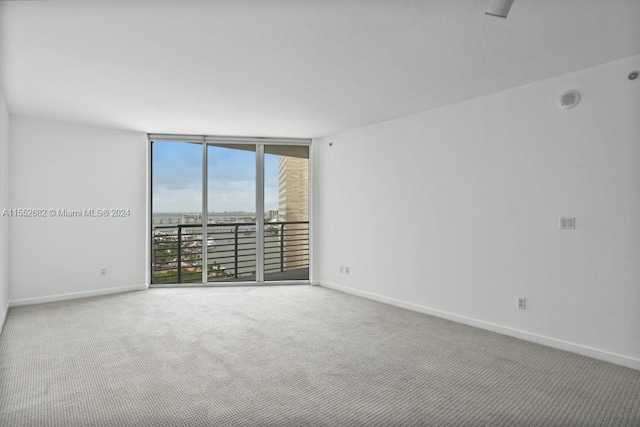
(1, 0, 639, 138)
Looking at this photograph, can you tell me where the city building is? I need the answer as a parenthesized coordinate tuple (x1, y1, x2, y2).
(278, 156, 309, 223)
(278, 155, 309, 270)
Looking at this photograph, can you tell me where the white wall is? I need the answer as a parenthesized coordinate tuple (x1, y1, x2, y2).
(0, 90, 9, 330)
(9, 117, 147, 304)
(313, 55, 640, 369)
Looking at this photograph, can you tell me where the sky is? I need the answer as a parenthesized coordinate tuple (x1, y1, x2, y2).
(152, 141, 281, 213)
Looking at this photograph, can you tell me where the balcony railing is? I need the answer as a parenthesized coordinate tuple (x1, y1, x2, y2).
(151, 221, 309, 284)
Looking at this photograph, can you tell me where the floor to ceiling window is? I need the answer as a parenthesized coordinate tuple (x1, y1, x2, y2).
(206, 142, 257, 282)
(150, 135, 310, 285)
(264, 145, 309, 282)
(150, 139, 203, 284)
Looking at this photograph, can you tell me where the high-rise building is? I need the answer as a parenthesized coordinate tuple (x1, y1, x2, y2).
(278, 156, 309, 222)
(278, 155, 309, 271)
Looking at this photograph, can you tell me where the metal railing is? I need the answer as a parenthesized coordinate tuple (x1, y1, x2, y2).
(151, 221, 309, 284)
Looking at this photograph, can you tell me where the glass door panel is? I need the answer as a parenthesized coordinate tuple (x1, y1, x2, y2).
(263, 145, 309, 281)
(207, 144, 256, 282)
(150, 137, 310, 286)
(151, 141, 203, 284)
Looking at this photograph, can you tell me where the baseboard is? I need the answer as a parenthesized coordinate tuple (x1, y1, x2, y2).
(0, 300, 8, 335)
(320, 281, 640, 371)
(8, 284, 148, 308)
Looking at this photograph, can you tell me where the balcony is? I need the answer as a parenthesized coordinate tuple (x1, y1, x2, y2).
(151, 221, 309, 284)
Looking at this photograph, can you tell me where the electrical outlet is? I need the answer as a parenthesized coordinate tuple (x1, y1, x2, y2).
(517, 297, 526, 310)
(345, 266, 350, 275)
(559, 217, 576, 230)
(101, 268, 107, 276)
(340, 266, 344, 274)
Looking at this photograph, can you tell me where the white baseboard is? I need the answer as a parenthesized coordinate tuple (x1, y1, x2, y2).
(320, 281, 640, 371)
(0, 301, 8, 335)
(8, 284, 148, 308)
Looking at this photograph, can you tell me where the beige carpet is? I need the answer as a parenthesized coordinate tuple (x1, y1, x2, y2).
(0, 285, 639, 426)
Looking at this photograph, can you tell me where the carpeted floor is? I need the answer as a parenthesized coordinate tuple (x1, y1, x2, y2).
(0, 285, 639, 426)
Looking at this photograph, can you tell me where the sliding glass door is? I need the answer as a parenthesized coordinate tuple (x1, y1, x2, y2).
(263, 145, 309, 281)
(206, 143, 257, 282)
(150, 136, 310, 285)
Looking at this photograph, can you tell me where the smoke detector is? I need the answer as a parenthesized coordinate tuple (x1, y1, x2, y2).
(559, 90, 581, 109)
